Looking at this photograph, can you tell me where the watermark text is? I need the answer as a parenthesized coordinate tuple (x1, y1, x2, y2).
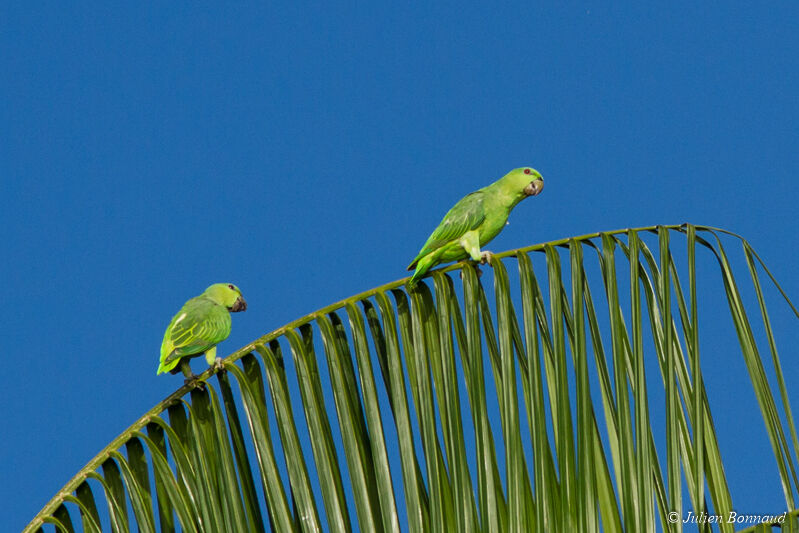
(667, 510, 786, 525)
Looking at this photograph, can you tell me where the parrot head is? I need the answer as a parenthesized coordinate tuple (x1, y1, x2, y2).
(204, 283, 248, 312)
(500, 167, 544, 198)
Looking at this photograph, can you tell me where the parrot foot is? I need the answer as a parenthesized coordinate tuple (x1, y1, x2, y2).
(184, 376, 206, 391)
(480, 250, 494, 266)
(212, 357, 226, 373)
(179, 359, 206, 390)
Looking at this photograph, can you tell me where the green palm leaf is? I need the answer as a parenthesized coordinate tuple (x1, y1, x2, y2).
(23, 224, 799, 532)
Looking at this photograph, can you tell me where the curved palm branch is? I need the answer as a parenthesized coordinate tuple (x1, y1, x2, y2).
(23, 224, 799, 533)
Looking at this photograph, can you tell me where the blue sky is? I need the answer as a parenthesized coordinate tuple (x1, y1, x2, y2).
(2, 2, 798, 531)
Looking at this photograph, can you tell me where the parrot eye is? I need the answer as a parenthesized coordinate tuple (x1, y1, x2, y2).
(524, 168, 532, 175)
(228, 284, 235, 290)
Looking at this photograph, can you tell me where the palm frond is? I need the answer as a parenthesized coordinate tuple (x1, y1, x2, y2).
(24, 224, 799, 532)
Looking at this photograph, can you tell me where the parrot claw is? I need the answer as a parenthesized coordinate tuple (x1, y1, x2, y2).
(184, 376, 206, 391)
(213, 357, 226, 372)
(480, 251, 494, 266)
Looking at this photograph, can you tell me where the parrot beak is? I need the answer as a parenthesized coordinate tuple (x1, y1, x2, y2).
(524, 178, 544, 197)
(230, 297, 247, 312)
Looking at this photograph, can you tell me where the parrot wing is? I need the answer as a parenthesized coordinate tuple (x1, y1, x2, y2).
(160, 297, 232, 367)
(408, 190, 486, 270)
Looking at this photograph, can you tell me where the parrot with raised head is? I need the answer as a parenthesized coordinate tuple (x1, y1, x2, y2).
(157, 283, 247, 384)
(407, 166, 544, 287)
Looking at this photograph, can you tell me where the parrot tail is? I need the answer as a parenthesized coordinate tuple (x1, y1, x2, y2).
(157, 354, 181, 375)
(408, 254, 437, 289)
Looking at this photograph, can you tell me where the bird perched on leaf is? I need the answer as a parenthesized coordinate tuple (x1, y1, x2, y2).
(407, 166, 544, 287)
(158, 283, 247, 384)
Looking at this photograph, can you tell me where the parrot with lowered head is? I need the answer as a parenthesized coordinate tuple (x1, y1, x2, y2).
(158, 283, 247, 384)
(407, 166, 544, 287)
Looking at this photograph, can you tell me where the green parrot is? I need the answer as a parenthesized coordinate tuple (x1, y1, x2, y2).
(157, 283, 247, 382)
(407, 166, 544, 287)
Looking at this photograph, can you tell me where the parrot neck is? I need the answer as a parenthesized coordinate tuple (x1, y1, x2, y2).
(488, 182, 527, 211)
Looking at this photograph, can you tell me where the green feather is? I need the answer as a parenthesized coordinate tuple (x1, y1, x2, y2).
(157, 283, 246, 375)
(407, 167, 544, 286)
(408, 191, 486, 270)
